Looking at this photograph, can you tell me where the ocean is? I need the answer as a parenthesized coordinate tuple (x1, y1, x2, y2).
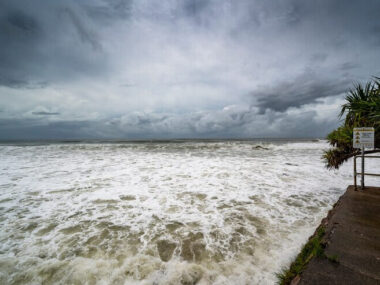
(0, 140, 378, 284)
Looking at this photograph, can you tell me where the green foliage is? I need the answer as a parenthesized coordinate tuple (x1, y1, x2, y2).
(323, 148, 353, 170)
(324, 76, 380, 169)
(323, 125, 355, 169)
(276, 227, 326, 285)
(326, 125, 353, 149)
(340, 81, 378, 127)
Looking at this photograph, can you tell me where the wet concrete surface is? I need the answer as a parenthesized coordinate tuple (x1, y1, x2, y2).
(297, 186, 380, 285)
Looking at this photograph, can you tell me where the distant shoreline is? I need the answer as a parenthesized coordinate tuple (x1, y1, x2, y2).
(0, 138, 323, 145)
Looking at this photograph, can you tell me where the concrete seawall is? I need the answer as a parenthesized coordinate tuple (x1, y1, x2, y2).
(292, 185, 380, 284)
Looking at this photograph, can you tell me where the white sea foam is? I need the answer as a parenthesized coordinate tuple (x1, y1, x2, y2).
(0, 141, 378, 284)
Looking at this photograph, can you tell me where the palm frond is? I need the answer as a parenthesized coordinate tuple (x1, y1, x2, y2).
(325, 76, 380, 169)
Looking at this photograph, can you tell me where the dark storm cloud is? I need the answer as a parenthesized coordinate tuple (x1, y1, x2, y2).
(254, 74, 350, 113)
(0, 0, 107, 88)
(0, 5, 43, 88)
(6, 10, 39, 33)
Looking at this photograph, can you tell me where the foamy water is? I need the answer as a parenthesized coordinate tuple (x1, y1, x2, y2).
(0, 140, 378, 284)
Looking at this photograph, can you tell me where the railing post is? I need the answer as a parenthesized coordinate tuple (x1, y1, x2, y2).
(361, 146, 365, 190)
(354, 156, 357, 190)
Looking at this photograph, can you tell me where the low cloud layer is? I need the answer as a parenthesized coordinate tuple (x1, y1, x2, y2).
(0, 0, 379, 139)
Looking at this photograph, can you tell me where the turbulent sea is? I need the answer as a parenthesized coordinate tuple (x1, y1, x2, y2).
(0, 140, 378, 285)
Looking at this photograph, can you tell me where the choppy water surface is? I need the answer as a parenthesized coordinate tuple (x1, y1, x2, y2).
(0, 140, 378, 284)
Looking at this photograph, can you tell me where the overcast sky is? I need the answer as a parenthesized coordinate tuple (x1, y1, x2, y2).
(0, 0, 379, 139)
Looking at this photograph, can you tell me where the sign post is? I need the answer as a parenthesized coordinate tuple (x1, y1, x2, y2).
(361, 146, 365, 189)
(353, 127, 375, 190)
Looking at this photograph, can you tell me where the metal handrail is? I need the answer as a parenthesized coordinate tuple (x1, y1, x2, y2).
(354, 155, 380, 189)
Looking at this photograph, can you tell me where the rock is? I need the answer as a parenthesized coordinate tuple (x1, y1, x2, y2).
(253, 145, 269, 150)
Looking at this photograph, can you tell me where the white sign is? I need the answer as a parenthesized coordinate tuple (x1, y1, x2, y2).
(353, 127, 375, 149)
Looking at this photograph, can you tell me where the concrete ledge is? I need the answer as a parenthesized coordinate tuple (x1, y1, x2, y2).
(296, 186, 380, 285)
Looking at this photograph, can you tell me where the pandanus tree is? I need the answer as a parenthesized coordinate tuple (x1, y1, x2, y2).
(323, 77, 380, 169)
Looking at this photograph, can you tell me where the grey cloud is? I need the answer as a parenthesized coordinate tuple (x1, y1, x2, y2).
(283, 4, 301, 26)
(339, 62, 360, 71)
(112, 105, 341, 139)
(369, 26, 380, 46)
(0, 76, 48, 89)
(183, 0, 211, 21)
(32, 111, 60, 116)
(0, 0, 107, 88)
(0, 103, 340, 140)
(110, 108, 271, 138)
(0, 119, 96, 140)
(310, 53, 328, 63)
(120, 83, 137, 87)
(61, 7, 101, 50)
(6, 10, 39, 33)
(85, 0, 133, 22)
(100, 110, 250, 138)
(254, 75, 350, 113)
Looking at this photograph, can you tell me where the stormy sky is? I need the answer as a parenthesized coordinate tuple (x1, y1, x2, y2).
(0, 0, 379, 139)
